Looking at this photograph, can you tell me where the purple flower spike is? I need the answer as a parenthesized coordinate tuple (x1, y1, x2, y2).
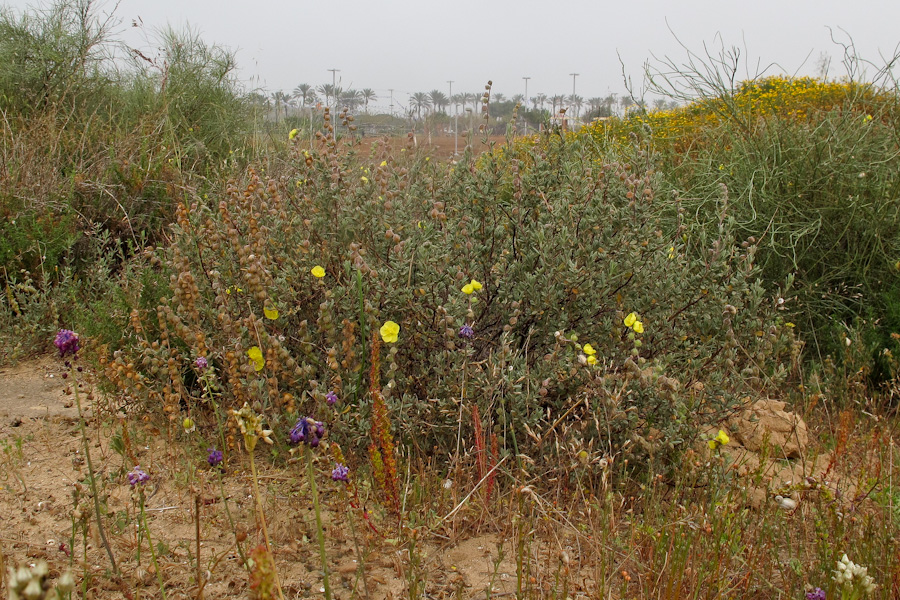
(127, 466, 150, 487)
(54, 329, 80, 357)
(458, 324, 474, 339)
(290, 416, 325, 447)
(325, 391, 338, 406)
(195, 356, 209, 371)
(805, 588, 825, 600)
(207, 448, 223, 468)
(331, 463, 349, 482)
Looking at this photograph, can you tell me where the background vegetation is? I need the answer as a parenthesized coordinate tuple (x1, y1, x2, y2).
(2, 2, 900, 598)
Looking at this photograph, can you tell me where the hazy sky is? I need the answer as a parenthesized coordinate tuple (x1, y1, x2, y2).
(6, 0, 900, 111)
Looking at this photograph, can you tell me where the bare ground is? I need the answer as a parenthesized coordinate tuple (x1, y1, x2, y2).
(0, 357, 566, 600)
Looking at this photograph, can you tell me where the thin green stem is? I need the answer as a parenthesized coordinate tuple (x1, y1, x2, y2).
(248, 448, 286, 600)
(73, 384, 118, 575)
(216, 469, 248, 568)
(139, 493, 167, 600)
(306, 445, 332, 600)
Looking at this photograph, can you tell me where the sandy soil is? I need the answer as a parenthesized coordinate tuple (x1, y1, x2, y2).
(0, 358, 558, 600)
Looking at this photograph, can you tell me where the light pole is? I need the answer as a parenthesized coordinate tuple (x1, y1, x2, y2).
(389, 88, 394, 116)
(448, 80, 457, 155)
(327, 68, 340, 109)
(522, 76, 531, 134)
(570, 72, 578, 98)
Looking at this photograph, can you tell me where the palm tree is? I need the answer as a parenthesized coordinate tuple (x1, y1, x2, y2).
(493, 92, 506, 103)
(361, 88, 377, 113)
(601, 94, 617, 116)
(270, 90, 292, 121)
(550, 94, 565, 114)
(468, 92, 480, 112)
(411, 92, 431, 119)
(317, 83, 335, 108)
(292, 83, 316, 107)
(451, 93, 465, 115)
(619, 95, 634, 114)
(428, 89, 448, 114)
(652, 98, 667, 111)
(533, 93, 547, 110)
(569, 94, 583, 118)
(511, 94, 524, 105)
(340, 89, 361, 111)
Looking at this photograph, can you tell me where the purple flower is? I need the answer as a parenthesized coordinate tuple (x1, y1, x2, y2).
(331, 463, 349, 482)
(805, 588, 825, 600)
(54, 329, 80, 357)
(325, 391, 338, 406)
(290, 416, 325, 447)
(127, 466, 150, 487)
(195, 356, 209, 371)
(458, 324, 474, 339)
(207, 448, 223, 468)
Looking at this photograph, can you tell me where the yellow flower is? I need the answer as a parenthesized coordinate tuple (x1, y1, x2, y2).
(624, 312, 638, 328)
(632, 320, 644, 334)
(380, 321, 400, 343)
(361, 176, 369, 183)
(462, 283, 474, 295)
(289, 128, 299, 140)
(668, 246, 675, 259)
(247, 346, 265, 371)
(380, 160, 387, 167)
(583, 343, 596, 356)
(264, 306, 279, 320)
(708, 429, 730, 450)
(470, 279, 483, 291)
(311, 265, 326, 278)
(587, 355, 598, 365)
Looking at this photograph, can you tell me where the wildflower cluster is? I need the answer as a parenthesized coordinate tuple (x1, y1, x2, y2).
(54, 329, 80, 357)
(6, 560, 74, 600)
(290, 416, 325, 447)
(230, 403, 274, 452)
(331, 463, 349, 482)
(805, 588, 826, 600)
(833, 554, 876, 595)
(207, 448, 224, 468)
(380, 320, 400, 343)
(708, 429, 730, 450)
(127, 466, 150, 487)
(623, 312, 644, 334)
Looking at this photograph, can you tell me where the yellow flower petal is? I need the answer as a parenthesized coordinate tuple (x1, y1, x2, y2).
(247, 346, 265, 371)
(715, 430, 730, 445)
(462, 283, 474, 295)
(470, 279, 483, 291)
(587, 355, 597, 365)
(289, 128, 299, 140)
(264, 306, 279, 320)
(583, 343, 596, 356)
(380, 321, 400, 344)
(380, 160, 387, 167)
(311, 265, 326, 278)
(624, 312, 637, 328)
(361, 176, 369, 183)
(632, 320, 644, 334)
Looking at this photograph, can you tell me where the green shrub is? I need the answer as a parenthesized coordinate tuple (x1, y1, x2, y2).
(102, 130, 793, 474)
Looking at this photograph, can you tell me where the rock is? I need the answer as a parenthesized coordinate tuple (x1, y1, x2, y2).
(731, 399, 808, 458)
